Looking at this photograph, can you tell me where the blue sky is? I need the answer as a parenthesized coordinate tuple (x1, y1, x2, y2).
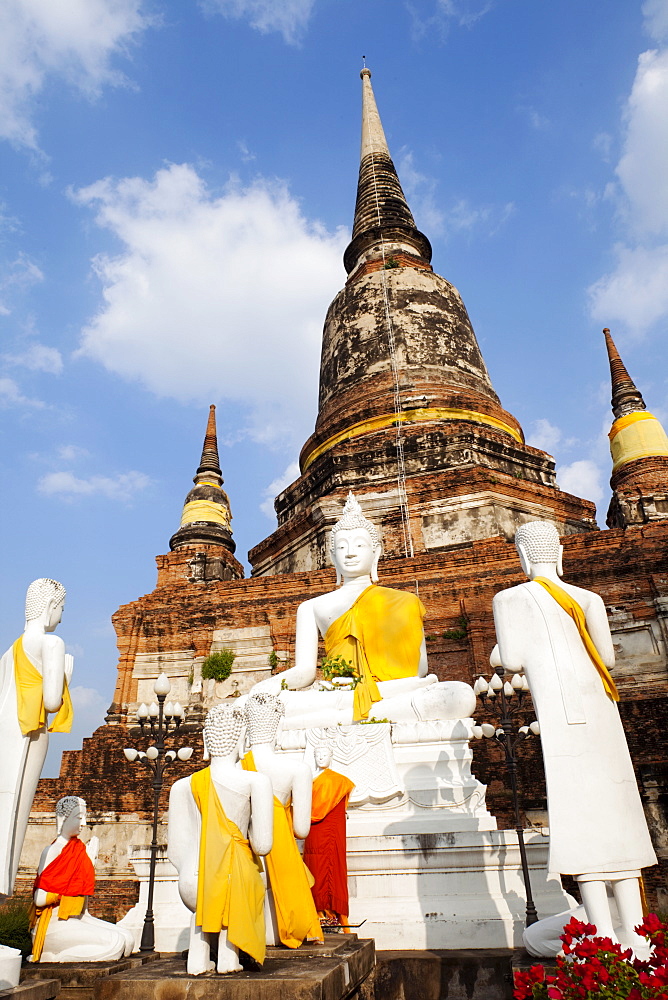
(1, 0, 667, 775)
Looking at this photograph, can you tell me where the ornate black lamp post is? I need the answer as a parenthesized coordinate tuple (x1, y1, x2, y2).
(123, 672, 193, 952)
(472, 664, 540, 927)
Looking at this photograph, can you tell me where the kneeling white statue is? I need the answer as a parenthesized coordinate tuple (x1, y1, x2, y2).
(252, 492, 475, 727)
(168, 705, 273, 974)
(30, 796, 133, 962)
(492, 520, 657, 956)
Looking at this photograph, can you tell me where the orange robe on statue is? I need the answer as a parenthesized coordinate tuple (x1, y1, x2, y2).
(324, 584, 426, 721)
(303, 768, 355, 922)
(241, 751, 323, 948)
(30, 837, 95, 961)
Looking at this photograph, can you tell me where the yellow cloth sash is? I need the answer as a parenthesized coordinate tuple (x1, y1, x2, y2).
(241, 752, 323, 948)
(190, 767, 266, 965)
(30, 894, 85, 961)
(180, 499, 230, 527)
(13, 637, 73, 736)
(324, 585, 426, 721)
(533, 578, 619, 702)
(608, 410, 668, 471)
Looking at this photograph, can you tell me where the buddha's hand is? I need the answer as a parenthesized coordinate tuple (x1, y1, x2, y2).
(64, 653, 74, 682)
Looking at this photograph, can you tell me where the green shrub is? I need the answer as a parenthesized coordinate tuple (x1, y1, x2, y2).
(320, 654, 359, 686)
(443, 615, 468, 641)
(0, 899, 32, 957)
(201, 649, 235, 682)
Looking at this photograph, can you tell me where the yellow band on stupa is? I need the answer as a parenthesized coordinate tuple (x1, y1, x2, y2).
(609, 411, 668, 471)
(302, 406, 523, 471)
(180, 500, 230, 527)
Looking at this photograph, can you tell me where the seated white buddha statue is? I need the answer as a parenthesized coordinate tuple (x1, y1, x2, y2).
(252, 493, 475, 728)
(30, 796, 134, 963)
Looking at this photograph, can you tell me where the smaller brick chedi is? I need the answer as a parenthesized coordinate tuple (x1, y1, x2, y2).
(603, 328, 668, 529)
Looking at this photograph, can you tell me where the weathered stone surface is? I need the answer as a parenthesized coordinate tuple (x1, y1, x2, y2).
(96, 937, 374, 1000)
(357, 950, 513, 1000)
(0, 980, 60, 1000)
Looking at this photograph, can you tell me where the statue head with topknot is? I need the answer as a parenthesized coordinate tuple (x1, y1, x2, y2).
(329, 492, 382, 585)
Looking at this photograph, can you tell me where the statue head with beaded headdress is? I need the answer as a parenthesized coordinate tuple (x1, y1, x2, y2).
(203, 704, 245, 761)
(25, 578, 66, 628)
(329, 492, 382, 585)
(514, 520, 564, 579)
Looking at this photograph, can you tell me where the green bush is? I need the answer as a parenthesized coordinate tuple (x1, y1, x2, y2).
(201, 649, 235, 682)
(0, 899, 32, 957)
(320, 654, 360, 687)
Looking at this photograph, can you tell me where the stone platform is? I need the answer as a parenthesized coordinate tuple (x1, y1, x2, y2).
(97, 936, 374, 1000)
(0, 981, 59, 1000)
(359, 949, 514, 1000)
(19, 955, 159, 1000)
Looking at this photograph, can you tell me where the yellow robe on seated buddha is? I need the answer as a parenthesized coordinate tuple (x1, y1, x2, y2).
(241, 751, 323, 948)
(190, 767, 266, 965)
(324, 584, 426, 721)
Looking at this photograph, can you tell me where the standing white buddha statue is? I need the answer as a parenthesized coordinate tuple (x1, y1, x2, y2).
(168, 705, 273, 974)
(0, 579, 74, 897)
(251, 492, 475, 727)
(492, 520, 657, 954)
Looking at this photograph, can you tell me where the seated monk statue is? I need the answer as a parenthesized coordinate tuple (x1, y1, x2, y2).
(303, 745, 355, 930)
(240, 693, 324, 948)
(168, 705, 273, 974)
(1, 579, 74, 898)
(252, 493, 475, 727)
(30, 796, 133, 962)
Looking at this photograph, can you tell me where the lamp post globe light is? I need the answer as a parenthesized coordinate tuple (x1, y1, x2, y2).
(472, 663, 539, 927)
(123, 672, 193, 952)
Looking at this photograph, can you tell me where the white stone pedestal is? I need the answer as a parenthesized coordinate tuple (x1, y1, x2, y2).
(117, 848, 192, 953)
(278, 718, 574, 949)
(347, 828, 574, 949)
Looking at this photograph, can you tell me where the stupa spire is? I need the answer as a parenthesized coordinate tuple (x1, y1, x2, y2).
(344, 67, 432, 275)
(195, 404, 223, 485)
(604, 328, 646, 419)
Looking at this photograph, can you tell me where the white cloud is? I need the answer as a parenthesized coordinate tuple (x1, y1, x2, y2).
(0, 253, 43, 314)
(4, 342, 63, 374)
(397, 149, 445, 237)
(446, 197, 514, 237)
(0, 375, 45, 407)
(58, 444, 90, 462)
(199, 0, 314, 45)
(38, 469, 150, 502)
(0, 0, 152, 150)
(589, 243, 668, 333)
(436, 0, 493, 28)
(260, 460, 300, 519)
(526, 418, 562, 454)
(557, 459, 605, 505)
(587, 25, 668, 335)
(72, 163, 347, 447)
(643, 0, 668, 43)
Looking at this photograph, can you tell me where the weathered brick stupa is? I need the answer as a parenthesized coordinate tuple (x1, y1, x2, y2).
(18, 71, 668, 919)
(249, 68, 596, 577)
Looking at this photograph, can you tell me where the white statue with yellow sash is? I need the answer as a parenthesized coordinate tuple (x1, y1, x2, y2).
(492, 520, 657, 954)
(251, 492, 475, 727)
(168, 705, 273, 975)
(0, 578, 74, 898)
